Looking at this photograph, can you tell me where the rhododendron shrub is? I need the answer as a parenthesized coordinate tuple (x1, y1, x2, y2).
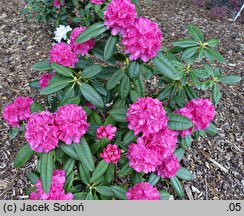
(8, 0, 241, 201)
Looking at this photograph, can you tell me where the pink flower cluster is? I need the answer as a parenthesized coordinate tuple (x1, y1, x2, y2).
(70, 27, 96, 56)
(25, 104, 89, 153)
(104, 0, 162, 62)
(175, 98, 215, 138)
(96, 124, 117, 141)
(126, 97, 180, 178)
(39, 73, 53, 89)
(3, 96, 34, 128)
(30, 170, 73, 200)
(126, 182, 160, 200)
(53, 0, 66, 8)
(90, 0, 105, 4)
(100, 144, 121, 164)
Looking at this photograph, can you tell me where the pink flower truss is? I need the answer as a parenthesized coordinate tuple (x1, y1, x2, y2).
(100, 144, 121, 164)
(25, 111, 59, 153)
(156, 155, 180, 178)
(104, 0, 137, 35)
(50, 42, 78, 68)
(175, 98, 215, 137)
(3, 96, 34, 127)
(126, 97, 168, 137)
(90, 0, 105, 4)
(96, 124, 117, 141)
(39, 73, 53, 89)
(122, 16, 162, 62)
(126, 182, 160, 200)
(70, 27, 96, 56)
(55, 104, 89, 145)
(53, 0, 66, 8)
(30, 170, 73, 200)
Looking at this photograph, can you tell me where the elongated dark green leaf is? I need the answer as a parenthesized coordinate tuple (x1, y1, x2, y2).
(73, 192, 87, 200)
(153, 52, 181, 80)
(206, 122, 217, 136)
(148, 173, 160, 186)
(14, 144, 34, 168)
(174, 148, 185, 161)
(173, 39, 198, 48)
(122, 130, 136, 146)
(29, 80, 41, 90)
(104, 163, 115, 184)
(207, 38, 219, 47)
(106, 69, 124, 90)
(92, 45, 116, 65)
(133, 75, 145, 97)
(96, 186, 114, 196)
(92, 81, 107, 96)
(76, 58, 93, 69)
(181, 135, 192, 149)
(32, 60, 51, 71)
(118, 161, 133, 178)
(130, 171, 145, 185)
(119, 75, 130, 99)
(62, 158, 75, 177)
(184, 85, 197, 99)
(191, 69, 210, 79)
(78, 162, 90, 185)
(205, 47, 225, 63)
(81, 64, 103, 78)
(85, 192, 94, 200)
(104, 35, 118, 60)
(111, 186, 127, 200)
(188, 24, 204, 42)
(109, 107, 128, 122)
(170, 176, 184, 199)
(30, 102, 44, 113)
(128, 61, 140, 78)
(60, 96, 81, 106)
(27, 171, 39, 184)
(51, 63, 73, 77)
(182, 47, 198, 60)
(168, 113, 193, 130)
(75, 22, 107, 43)
(64, 171, 74, 192)
(219, 75, 241, 84)
(129, 90, 140, 102)
(159, 190, 171, 200)
(211, 84, 221, 105)
(176, 167, 192, 181)
(79, 83, 104, 108)
(59, 142, 79, 160)
(157, 86, 173, 100)
(90, 160, 109, 183)
(10, 127, 18, 139)
(40, 152, 53, 193)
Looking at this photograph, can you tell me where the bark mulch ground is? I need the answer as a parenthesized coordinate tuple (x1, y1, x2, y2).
(0, 0, 243, 200)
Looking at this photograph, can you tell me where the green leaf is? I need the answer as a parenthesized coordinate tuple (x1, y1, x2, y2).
(188, 24, 204, 42)
(76, 58, 93, 69)
(29, 80, 41, 90)
(119, 75, 130, 99)
(78, 162, 90, 185)
(219, 75, 241, 84)
(90, 160, 109, 183)
(64, 171, 74, 192)
(168, 113, 193, 130)
(111, 186, 127, 200)
(32, 60, 51, 71)
(59, 142, 79, 160)
(211, 84, 221, 105)
(159, 190, 170, 200)
(106, 69, 124, 90)
(205, 47, 225, 63)
(129, 90, 140, 102)
(174, 148, 185, 161)
(206, 122, 217, 136)
(181, 135, 192, 149)
(51, 63, 73, 77)
(30, 102, 44, 113)
(60, 96, 81, 106)
(96, 186, 114, 196)
(173, 39, 198, 48)
(128, 61, 140, 78)
(92, 81, 107, 96)
(148, 173, 160, 186)
(14, 144, 34, 168)
(176, 167, 192, 181)
(184, 85, 197, 99)
(133, 75, 145, 97)
(191, 69, 210, 79)
(27, 171, 39, 184)
(74, 138, 95, 172)
(62, 158, 75, 177)
(182, 47, 198, 60)
(170, 176, 184, 199)
(85, 192, 94, 200)
(75, 22, 107, 43)
(10, 127, 18, 139)
(122, 130, 136, 146)
(79, 83, 104, 108)
(118, 161, 133, 178)
(104, 35, 118, 60)
(109, 107, 128, 122)
(73, 192, 87, 200)
(81, 64, 103, 78)
(153, 52, 181, 80)
(206, 38, 219, 47)
(40, 152, 54, 194)
(130, 171, 145, 185)
(104, 163, 115, 184)
(157, 86, 173, 100)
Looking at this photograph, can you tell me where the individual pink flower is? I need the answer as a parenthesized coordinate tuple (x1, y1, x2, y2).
(175, 98, 215, 137)
(30, 170, 73, 200)
(85, 102, 96, 110)
(156, 155, 180, 178)
(70, 27, 96, 56)
(126, 182, 160, 200)
(50, 42, 78, 68)
(39, 73, 53, 89)
(100, 144, 121, 164)
(55, 104, 89, 145)
(96, 124, 117, 141)
(53, 0, 66, 8)
(90, 0, 105, 4)
(122, 16, 162, 62)
(126, 97, 168, 137)
(25, 111, 59, 153)
(3, 96, 34, 128)
(104, 0, 137, 35)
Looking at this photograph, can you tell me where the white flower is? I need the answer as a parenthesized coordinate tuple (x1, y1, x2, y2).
(53, 25, 72, 43)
